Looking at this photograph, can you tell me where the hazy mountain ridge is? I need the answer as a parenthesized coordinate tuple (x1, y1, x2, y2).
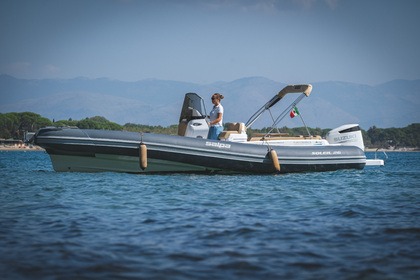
(0, 75, 418, 129)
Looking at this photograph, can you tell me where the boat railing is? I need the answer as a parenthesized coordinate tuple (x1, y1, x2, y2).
(249, 133, 322, 142)
(375, 148, 388, 161)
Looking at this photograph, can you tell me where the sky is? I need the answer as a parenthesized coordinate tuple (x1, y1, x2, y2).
(1, 0, 419, 85)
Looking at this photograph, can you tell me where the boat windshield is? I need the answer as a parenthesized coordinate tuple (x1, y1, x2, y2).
(179, 93, 207, 123)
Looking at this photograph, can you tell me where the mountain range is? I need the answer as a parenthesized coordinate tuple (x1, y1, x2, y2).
(0, 74, 419, 130)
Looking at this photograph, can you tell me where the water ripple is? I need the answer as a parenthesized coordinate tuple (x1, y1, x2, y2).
(0, 151, 419, 279)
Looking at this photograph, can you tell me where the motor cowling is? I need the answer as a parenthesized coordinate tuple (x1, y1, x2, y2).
(184, 118, 209, 138)
(326, 124, 365, 150)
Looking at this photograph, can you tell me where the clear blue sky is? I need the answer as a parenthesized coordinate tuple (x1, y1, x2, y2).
(1, 0, 419, 85)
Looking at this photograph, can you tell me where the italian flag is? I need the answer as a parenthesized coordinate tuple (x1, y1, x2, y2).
(290, 106, 300, 118)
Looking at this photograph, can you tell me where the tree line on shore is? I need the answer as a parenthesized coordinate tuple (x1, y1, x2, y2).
(1, 112, 419, 149)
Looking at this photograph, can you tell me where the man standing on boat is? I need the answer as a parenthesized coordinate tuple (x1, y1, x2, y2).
(207, 93, 224, 140)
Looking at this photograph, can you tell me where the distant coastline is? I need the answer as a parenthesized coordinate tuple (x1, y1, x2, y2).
(0, 145, 45, 151)
(365, 148, 419, 152)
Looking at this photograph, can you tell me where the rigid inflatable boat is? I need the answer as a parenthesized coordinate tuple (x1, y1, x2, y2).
(33, 84, 373, 174)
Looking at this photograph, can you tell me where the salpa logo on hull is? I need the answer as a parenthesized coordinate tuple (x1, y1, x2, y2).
(205, 142, 231, 149)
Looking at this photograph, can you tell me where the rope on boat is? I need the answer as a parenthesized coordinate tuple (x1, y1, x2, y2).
(139, 133, 147, 170)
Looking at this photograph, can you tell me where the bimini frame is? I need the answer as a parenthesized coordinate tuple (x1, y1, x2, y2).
(244, 84, 313, 135)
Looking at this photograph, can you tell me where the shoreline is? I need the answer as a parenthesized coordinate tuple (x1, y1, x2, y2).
(0, 145, 45, 151)
(365, 148, 419, 152)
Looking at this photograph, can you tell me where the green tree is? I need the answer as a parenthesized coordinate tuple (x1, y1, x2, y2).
(0, 112, 52, 139)
(75, 116, 121, 130)
(1, 111, 418, 148)
(0, 113, 19, 139)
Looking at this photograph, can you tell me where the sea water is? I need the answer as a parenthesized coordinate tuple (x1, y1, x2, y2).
(0, 151, 419, 279)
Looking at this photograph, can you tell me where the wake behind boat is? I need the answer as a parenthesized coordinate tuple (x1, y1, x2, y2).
(33, 84, 376, 174)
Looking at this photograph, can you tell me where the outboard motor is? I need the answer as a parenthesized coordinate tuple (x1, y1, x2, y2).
(181, 108, 209, 138)
(326, 124, 365, 150)
(178, 93, 209, 138)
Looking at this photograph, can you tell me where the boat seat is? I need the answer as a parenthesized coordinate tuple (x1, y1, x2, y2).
(218, 122, 246, 140)
(178, 120, 188, 136)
